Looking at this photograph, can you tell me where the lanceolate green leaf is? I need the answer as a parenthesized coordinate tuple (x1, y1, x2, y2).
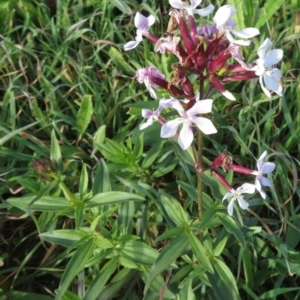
(83, 257, 119, 300)
(206, 259, 241, 300)
(56, 238, 95, 299)
(79, 164, 88, 199)
(39, 230, 89, 248)
(76, 95, 93, 138)
(92, 159, 111, 194)
(118, 241, 159, 265)
(217, 212, 245, 248)
(86, 192, 144, 207)
(142, 141, 164, 169)
(188, 231, 214, 273)
(28, 180, 59, 207)
(51, 130, 63, 173)
(144, 233, 189, 294)
(7, 196, 72, 212)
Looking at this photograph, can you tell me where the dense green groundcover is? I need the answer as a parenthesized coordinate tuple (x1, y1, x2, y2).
(0, 0, 299, 299)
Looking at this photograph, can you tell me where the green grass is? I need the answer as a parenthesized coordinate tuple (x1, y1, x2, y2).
(0, 0, 299, 299)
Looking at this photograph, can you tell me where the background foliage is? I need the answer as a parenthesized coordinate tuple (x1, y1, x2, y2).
(0, 0, 299, 299)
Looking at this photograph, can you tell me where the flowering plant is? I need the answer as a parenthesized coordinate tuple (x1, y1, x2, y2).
(125, 1, 281, 217)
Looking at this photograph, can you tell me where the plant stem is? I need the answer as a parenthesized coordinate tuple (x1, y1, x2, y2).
(196, 81, 205, 221)
(197, 130, 203, 221)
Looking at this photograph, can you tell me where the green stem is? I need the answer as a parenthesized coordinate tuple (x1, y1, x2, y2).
(197, 130, 203, 221)
(197, 80, 204, 222)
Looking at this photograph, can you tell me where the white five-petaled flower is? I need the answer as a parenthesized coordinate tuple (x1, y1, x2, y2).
(252, 151, 275, 199)
(169, 0, 214, 16)
(136, 67, 165, 99)
(254, 38, 283, 98)
(160, 98, 217, 150)
(222, 183, 256, 216)
(213, 5, 260, 46)
(124, 12, 155, 51)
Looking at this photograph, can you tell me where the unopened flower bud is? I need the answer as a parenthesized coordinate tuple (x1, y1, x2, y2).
(223, 72, 258, 82)
(211, 151, 233, 171)
(33, 159, 57, 181)
(180, 74, 195, 99)
(210, 74, 235, 100)
(228, 164, 255, 175)
(170, 10, 196, 54)
(208, 47, 231, 73)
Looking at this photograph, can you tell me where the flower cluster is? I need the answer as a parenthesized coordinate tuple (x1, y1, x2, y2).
(123, 1, 280, 216)
(211, 151, 275, 216)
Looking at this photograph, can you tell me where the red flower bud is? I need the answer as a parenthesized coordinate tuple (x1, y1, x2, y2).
(223, 72, 258, 82)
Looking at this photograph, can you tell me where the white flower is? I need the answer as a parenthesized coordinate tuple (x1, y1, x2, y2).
(139, 99, 173, 130)
(213, 5, 259, 46)
(169, 0, 214, 16)
(160, 98, 217, 150)
(222, 183, 256, 216)
(136, 67, 165, 99)
(124, 12, 155, 51)
(252, 151, 275, 199)
(254, 38, 283, 98)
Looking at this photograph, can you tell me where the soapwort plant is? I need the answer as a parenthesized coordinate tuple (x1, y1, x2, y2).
(121, 1, 284, 297)
(125, 2, 280, 218)
(3, 1, 292, 299)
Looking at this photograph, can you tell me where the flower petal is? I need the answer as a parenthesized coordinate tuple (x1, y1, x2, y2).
(139, 118, 154, 130)
(258, 150, 268, 162)
(259, 75, 271, 98)
(124, 40, 140, 51)
(222, 191, 233, 201)
(134, 12, 148, 29)
(178, 123, 194, 149)
(213, 5, 236, 27)
(187, 99, 213, 115)
(264, 49, 283, 66)
(259, 189, 266, 199)
(193, 4, 215, 16)
(237, 197, 249, 210)
(161, 118, 183, 138)
(231, 28, 260, 39)
(260, 176, 272, 187)
(167, 99, 185, 115)
(169, 0, 185, 9)
(238, 183, 256, 194)
(226, 31, 250, 46)
(141, 109, 154, 118)
(191, 117, 217, 135)
(264, 72, 282, 96)
(227, 199, 235, 216)
(261, 162, 275, 174)
(255, 178, 262, 192)
(257, 38, 272, 59)
(144, 77, 157, 99)
(147, 15, 156, 27)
